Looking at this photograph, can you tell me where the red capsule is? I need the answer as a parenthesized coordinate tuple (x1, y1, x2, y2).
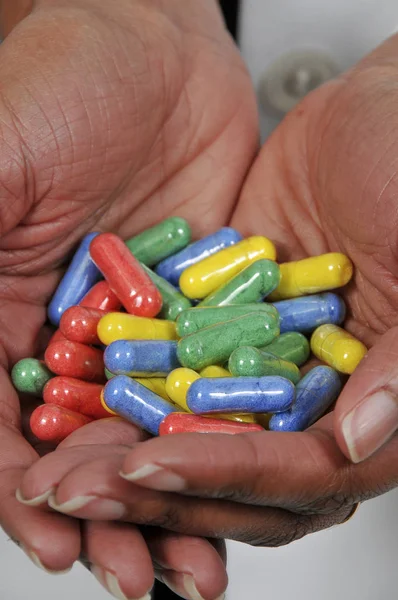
(48, 329, 67, 345)
(90, 233, 162, 318)
(80, 281, 122, 312)
(43, 377, 109, 420)
(45, 340, 105, 382)
(60, 306, 105, 345)
(159, 413, 264, 436)
(30, 404, 92, 443)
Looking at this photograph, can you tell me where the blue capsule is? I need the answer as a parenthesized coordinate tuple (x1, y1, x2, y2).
(269, 366, 341, 432)
(187, 376, 295, 414)
(103, 375, 177, 435)
(104, 340, 180, 377)
(48, 233, 102, 326)
(155, 227, 242, 286)
(272, 293, 346, 334)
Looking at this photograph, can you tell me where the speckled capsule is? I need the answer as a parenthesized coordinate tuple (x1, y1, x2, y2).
(229, 346, 301, 384)
(141, 264, 192, 320)
(269, 253, 353, 301)
(103, 375, 177, 435)
(155, 227, 242, 286)
(159, 413, 263, 436)
(11, 359, 53, 396)
(97, 312, 177, 346)
(273, 293, 346, 333)
(187, 376, 295, 414)
(80, 281, 122, 312)
(176, 304, 279, 337)
(45, 340, 105, 383)
(104, 340, 180, 377)
(30, 405, 92, 443)
(43, 377, 109, 419)
(262, 332, 310, 366)
(269, 366, 341, 431)
(177, 312, 279, 371)
(311, 324, 367, 374)
(90, 233, 163, 318)
(199, 259, 280, 307)
(125, 217, 191, 267)
(179, 236, 277, 299)
(60, 306, 105, 345)
(199, 366, 231, 378)
(101, 376, 169, 414)
(48, 232, 102, 326)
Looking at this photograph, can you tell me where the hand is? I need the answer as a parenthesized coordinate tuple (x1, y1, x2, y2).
(0, 0, 256, 596)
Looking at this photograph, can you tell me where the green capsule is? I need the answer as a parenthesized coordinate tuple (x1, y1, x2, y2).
(176, 304, 279, 337)
(11, 358, 53, 396)
(229, 346, 301, 384)
(262, 332, 310, 366)
(105, 368, 115, 380)
(125, 217, 191, 267)
(177, 313, 280, 370)
(141, 263, 192, 321)
(198, 259, 280, 307)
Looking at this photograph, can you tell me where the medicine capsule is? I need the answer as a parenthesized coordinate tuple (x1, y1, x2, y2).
(187, 376, 295, 414)
(155, 227, 242, 286)
(229, 346, 301, 384)
(80, 280, 122, 312)
(176, 304, 279, 337)
(48, 232, 102, 326)
(177, 312, 279, 371)
(43, 377, 109, 420)
(141, 264, 192, 320)
(199, 259, 280, 307)
(310, 324, 367, 374)
(103, 375, 177, 435)
(104, 340, 180, 377)
(269, 253, 353, 301)
(30, 405, 92, 443)
(179, 236, 277, 299)
(125, 217, 191, 266)
(166, 368, 200, 411)
(136, 378, 169, 400)
(11, 359, 53, 396)
(45, 340, 105, 383)
(98, 313, 177, 347)
(263, 332, 310, 366)
(60, 306, 105, 345)
(159, 413, 263, 436)
(105, 368, 114, 380)
(199, 366, 231, 378)
(90, 233, 162, 318)
(273, 293, 346, 334)
(269, 366, 341, 432)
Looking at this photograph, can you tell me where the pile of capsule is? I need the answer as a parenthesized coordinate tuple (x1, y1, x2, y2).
(11, 218, 368, 444)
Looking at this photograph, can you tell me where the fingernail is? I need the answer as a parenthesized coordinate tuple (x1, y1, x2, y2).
(161, 573, 225, 600)
(48, 494, 126, 519)
(91, 565, 151, 600)
(120, 464, 186, 491)
(342, 390, 398, 462)
(21, 544, 72, 575)
(16, 488, 55, 507)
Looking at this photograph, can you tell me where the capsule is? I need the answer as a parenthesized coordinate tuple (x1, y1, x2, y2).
(141, 264, 192, 320)
(80, 281, 122, 312)
(105, 368, 114, 380)
(199, 259, 280, 307)
(90, 233, 162, 318)
(125, 217, 191, 267)
(179, 236, 277, 299)
(103, 375, 177, 435)
(310, 324, 367, 374)
(30, 405, 92, 443)
(104, 340, 180, 377)
(200, 366, 231, 378)
(136, 378, 169, 400)
(45, 340, 105, 383)
(155, 227, 242, 286)
(97, 312, 177, 346)
(159, 413, 263, 436)
(263, 332, 310, 366)
(166, 368, 201, 411)
(60, 306, 105, 345)
(187, 376, 295, 414)
(48, 233, 102, 325)
(11, 359, 53, 396)
(176, 304, 279, 337)
(43, 377, 109, 419)
(269, 366, 341, 431)
(269, 253, 353, 301)
(273, 293, 346, 334)
(229, 347, 301, 384)
(177, 312, 279, 371)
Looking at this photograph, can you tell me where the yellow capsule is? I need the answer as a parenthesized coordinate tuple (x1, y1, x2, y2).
(135, 378, 169, 400)
(179, 236, 276, 299)
(255, 413, 271, 429)
(97, 312, 177, 345)
(165, 368, 200, 411)
(100, 389, 117, 416)
(212, 413, 258, 424)
(200, 365, 231, 378)
(268, 253, 353, 301)
(310, 324, 367, 374)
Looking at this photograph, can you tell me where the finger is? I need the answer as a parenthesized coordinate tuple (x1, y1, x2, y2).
(58, 417, 148, 448)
